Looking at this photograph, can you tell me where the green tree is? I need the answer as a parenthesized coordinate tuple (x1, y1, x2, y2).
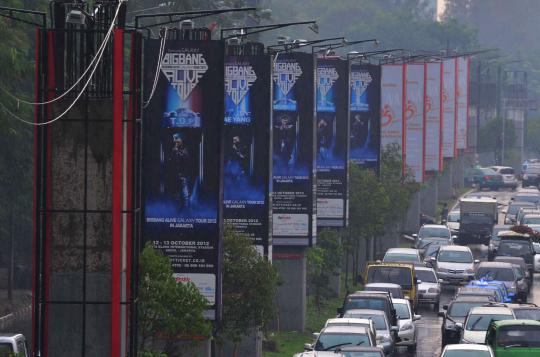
(307, 228, 343, 310)
(220, 227, 279, 357)
(138, 244, 212, 357)
(477, 116, 516, 164)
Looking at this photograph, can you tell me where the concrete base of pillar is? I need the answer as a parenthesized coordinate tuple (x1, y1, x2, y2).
(420, 178, 439, 220)
(221, 329, 262, 357)
(438, 159, 454, 201)
(404, 192, 421, 233)
(272, 247, 307, 332)
(453, 155, 465, 190)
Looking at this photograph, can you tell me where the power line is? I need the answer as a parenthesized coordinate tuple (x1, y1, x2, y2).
(143, 27, 169, 109)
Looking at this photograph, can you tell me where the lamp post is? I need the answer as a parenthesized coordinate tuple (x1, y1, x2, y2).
(220, 20, 318, 40)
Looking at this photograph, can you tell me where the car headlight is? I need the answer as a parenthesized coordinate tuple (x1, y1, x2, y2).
(400, 323, 414, 331)
(428, 287, 440, 293)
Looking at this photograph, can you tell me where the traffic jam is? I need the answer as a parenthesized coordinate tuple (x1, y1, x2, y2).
(295, 163, 540, 356)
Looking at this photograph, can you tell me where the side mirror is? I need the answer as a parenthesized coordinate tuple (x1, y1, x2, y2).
(455, 322, 463, 330)
(430, 256, 437, 262)
(413, 314, 422, 321)
(376, 259, 382, 264)
(502, 209, 507, 214)
(412, 234, 418, 238)
(438, 279, 444, 284)
(438, 311, 445, 317)
(337, 307, 344, 315)
(452, 235, 458, 240)
(474, 259, 480, 264)
(304, 343, 314, 351)
(457, 219, 460, 223)
(391, 326, 399, 332)
(312, 332, 320, 340)
(416, 279, 422, 284)
(442, 305, 448, 310)
(357, 275, 365, 285)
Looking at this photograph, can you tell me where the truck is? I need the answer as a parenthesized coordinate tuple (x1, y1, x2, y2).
(459, 197, 498, 245)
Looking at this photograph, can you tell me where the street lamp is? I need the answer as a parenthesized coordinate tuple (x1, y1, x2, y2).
(220, 20, 318, 41)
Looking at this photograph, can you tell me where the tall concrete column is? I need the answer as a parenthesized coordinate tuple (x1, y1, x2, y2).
(420, 178, 439, 220)
(272, 248, 307, 332)
(438, 159, 454, 201)
(404, 191, 421, 233)
(453, 155, 465, 190)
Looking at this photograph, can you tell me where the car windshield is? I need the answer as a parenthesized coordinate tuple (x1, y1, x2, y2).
(535, 244, 540, 254)
(419, 227, 450, 238)
(448, 302, 486, 318)
(418, 238, 447, 249)
(415, 270, 437, 283)
(514, 309, 540, 320)
(498, 241, 530, 256)
(351, 314, 387, 330)
(394, 303, 411, 319)
(341, 352, 383, 357)
(367, 267, 412, 288)
(465, 313, 514, 331)
(500, 168, 514, 174)
(508, 204, 534, 215)
(438, 250, 473, 263)
(364, 286, 402, 298)
(384, 253, 418, 262)
(344, 298, 386, 312)
(425, 245, 442, 258)
(447, 212, 460, 222)
(526, 166, 540, 174)
(480, 168, 497, 175)
(476, 267, 515, 281)
(516, 195, 540, 204)
(442, 351, 491, 357)
(523, 217, 540, 224)
(498, 325, 540, 348)
(314, 333, 370, 351)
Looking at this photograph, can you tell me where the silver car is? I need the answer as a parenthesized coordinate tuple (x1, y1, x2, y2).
(392, 298, 421, 353)
(414, 267, 441, 310)
(342, 309, 396, 356)
(433, 245, 478, 284)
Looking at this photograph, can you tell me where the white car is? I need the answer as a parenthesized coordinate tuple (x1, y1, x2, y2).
(303, 325, 376, 353)
(324, 318, 377, 337)
(433, 245, 478, 284)
(446, 210, 460, 235)
(459, 306, 515, 344)
(440, 343, 494, 357)
(534, 242, 540, 272)
(414, 267, 441, 310)
(392, 298, 420, 353)
(490, 166, 518, 190)
(342, 309, 396, 356)
(382, 248, 422, 264)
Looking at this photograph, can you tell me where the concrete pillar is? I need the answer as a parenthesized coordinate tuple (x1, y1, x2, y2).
(221, 330, 262, 357)
(404, 191, 421, 233)
(328, 269, 341, 298)
(272, 248, 307, 332)
(438, 159, 454, 201)
(453, 155, 465, 190)
(420, 178, 439, 220)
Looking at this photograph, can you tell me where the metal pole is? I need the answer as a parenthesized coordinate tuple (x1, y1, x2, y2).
(8, 205, 14, 301)
(476, 60, 481, 155)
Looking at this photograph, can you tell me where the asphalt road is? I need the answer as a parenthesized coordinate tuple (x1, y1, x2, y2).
(397, 188, 532, 357)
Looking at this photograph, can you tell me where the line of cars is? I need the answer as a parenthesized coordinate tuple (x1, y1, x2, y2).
(435, 187, 540, 356)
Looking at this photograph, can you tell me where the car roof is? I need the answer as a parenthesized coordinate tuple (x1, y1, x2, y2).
(385, 248, 419, 254)
(522, 214, 540, 219)
(494, 256, 525, 263)
(391, 298, 410, 306)
(492, 319, 540, 328)
(469, 306, 513, 315)
(350, 291, 392, 299)
(345, 309, 386, 316)
(453, 295, 493, 302)
(477, 261, 514, 269)
(365, 283, 401, 288)
(414, 266, 436, 273)
(491, 166, 513, 170)
(444, 344, 491, 351)
(338, 346, 384, 352)
(509, 201, 536, 207)
(420, 224, 449, 229)
(461, 197, 497, 203)
(439, 245, 471, 252)
(326, 318, 373, 325)
(321, 325, 370, 334)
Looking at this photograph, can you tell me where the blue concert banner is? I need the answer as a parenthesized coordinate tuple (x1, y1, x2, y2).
(142, 39, 224, 317)
(349, 64, 381, 171)
(316, 58, 349, 227)
(272, 52, 317, 246)
(223, 54, 272, 256)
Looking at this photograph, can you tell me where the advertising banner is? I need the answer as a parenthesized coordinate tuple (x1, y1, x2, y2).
(349, 63, 381, 171)
(272, 52, 316, 246)
(316, 58, 349, 228)
(424, 62, 442, 171)
(442, 58, 456, 158)
(404, 64, 425, 182)
(456, 56, 469, 150)
(380, 64, 404, 152)
(223, 54, 272, 257)
(142, 39, 224, 318)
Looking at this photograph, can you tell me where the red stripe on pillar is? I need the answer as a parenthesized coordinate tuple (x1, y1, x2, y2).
(439, 61, 444, 171)
(111, 28, 124, 357)
(402, 64, 407, 176)
(454, 58, 459, 157)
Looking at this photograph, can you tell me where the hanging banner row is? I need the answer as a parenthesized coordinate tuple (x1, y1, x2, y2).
(381, 58, 471, 181)
(139, 37, 471, 315)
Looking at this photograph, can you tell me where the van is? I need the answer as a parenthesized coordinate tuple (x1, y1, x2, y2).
(485, 319, 540, 356)
(0, 334, 28, 357)
(364, 263, 418, 311)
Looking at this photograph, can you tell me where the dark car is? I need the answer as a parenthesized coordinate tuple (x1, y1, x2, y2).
(511, 305, 540, 321)
(488, 225, 511, 260)
(512, 192, 540, 205)
(439, 297, 492, 346)
(455, 287, 500, 302)
(467, 167, 504, 190)
(504, 201, 536, 225)
(338, 291, 398, 327)
(496, 233, 536, 280)
(522, 164, 540, 187)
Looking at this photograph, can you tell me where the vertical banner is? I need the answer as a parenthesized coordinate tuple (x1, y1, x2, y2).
(349, 64, 381, 170)
(424, 62, 442, 171)
(223, 54, 272, 257)
(142, 39, 224, 318)
(272, 52, 316, 246)
(442, 58, 456, 158)
(380, 64, 404, 151)
(404, 64, 425, 182)
(456, 56, 469, 150)
(316, 58, 349, 228)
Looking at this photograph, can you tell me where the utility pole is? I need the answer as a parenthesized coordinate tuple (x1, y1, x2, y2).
(497, 64, 505, 165)
(476, 60, 481, 155)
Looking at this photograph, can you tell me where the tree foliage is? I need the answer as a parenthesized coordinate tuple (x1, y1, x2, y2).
(307, 229, 343, 310)
(138, 244, 212, 357)
(220, 227, 279, 357)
